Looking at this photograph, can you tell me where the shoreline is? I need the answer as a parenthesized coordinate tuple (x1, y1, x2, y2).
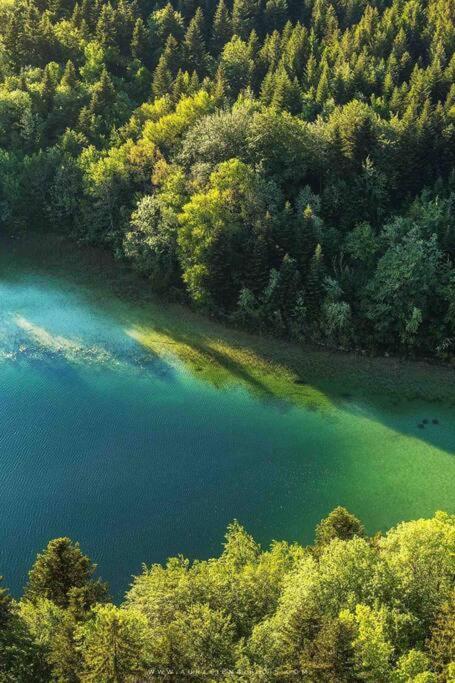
(4, 231, 455, 405)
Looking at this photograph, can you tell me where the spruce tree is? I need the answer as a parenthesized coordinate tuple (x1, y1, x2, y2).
(232, 0, 259, 40)
(89, 68, 115, 115)
(315, 507, 365, 548)
(40, 64, 55, 114)
(131, 18, 150, 65)
(184, 8, 207, 74)
(246, 217, 273, 294)
(60, 60, 77, 90)
(24, 537, 108, 609)
(172, 69, 190, 100)
(271, 69, 302, 113)
(95, 3, 117, 51)
(76, 604, 151, 681)
(152, 38, 177, 98)
(306, 243, 325, 318)
(213, 65, 227, 101)
(212, 0, 232, 54)
(71, 2, 83, 29)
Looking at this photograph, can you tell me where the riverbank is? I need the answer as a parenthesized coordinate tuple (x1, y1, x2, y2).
(4, 231, 455, 408)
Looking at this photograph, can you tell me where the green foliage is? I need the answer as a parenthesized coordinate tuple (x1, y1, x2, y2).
(124, 192, 180, 289)
(24, 537, 108, 609)
(0, 512, 452, 680)
(315, 505, 365, 548)
(76, 604, 151, 681)
(0, 0, 454, 360)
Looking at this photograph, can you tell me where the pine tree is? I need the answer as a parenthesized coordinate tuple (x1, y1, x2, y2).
(89, 68, 115, 115)
(155, 3, 184, 45)
(245, 217, 273, 294)
(260, 69, 275, 104)
(213, 65, 227, 101)
(180, 0, 197, 21)
(300, 616, 356, 680)
(212, 0, 232, 54)
(77, 605, 151, 681)
(295, 205, 319, 265)
(315, 507, 365, 548)
(60, 60, 77, 90)
(152, 37, 179, 98)
(277, 254, 302, 325)
(271, 69, 302, 113)
(80, 0, 98, 30)
(95, 3, 117, 51)
(172, 69, 190, 101)
(264, 0, 288, 33)
(41, 64, 55, 113)
(71, 2, 83, 29)
(77, 106, 94, 136)
(306, 243, 325, 318)
(24, 538, 108, 609)
(184, 8, 207, 74)
(316, 62, 330, 104)
(190, 70, 200, 92)
(3, 11, 26, 68)
(131, 18, 150, 65)
(232, 0, 259, 40)
(115, 0, 136, 57)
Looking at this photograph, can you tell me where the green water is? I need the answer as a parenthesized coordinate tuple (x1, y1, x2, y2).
(1, 237, 454, 598)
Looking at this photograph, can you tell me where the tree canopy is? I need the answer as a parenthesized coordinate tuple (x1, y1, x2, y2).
(0, 510, 453, 680)
(0, 0, 454, 357)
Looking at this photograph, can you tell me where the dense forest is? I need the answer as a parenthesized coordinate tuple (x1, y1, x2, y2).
(0, 0, 454, 356)
(0, 509, 453, 681)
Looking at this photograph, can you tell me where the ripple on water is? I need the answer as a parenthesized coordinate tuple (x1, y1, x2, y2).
(0, 264, 454, 599)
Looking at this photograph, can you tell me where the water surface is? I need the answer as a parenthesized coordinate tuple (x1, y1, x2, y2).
(1, 237, 454, 597)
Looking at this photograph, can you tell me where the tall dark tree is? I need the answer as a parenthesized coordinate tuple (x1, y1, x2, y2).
(24, 537, 108, 609)
(131, 17, 150, 65)
(184, 8, 207, 74)
(212, 0, 232, 53)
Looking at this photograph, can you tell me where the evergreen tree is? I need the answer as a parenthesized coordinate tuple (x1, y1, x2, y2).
(76, 604, 151, 682)
(60, 60, 77, 90)
(71, 2, 83, 29)
(131, 18, 150, 65)
(264, 0, 288, 33)
(212, 0, 232, 54)
(245, 217, 273, 295)
(40, 64, 55, 114)
(184, 8, 207, 74)
(270, 69, 302, 113)
(24, 538, 108, 609)
(232, 0, 259, 40)
(89, 68, 115, 116)
(95, 3, 118, 51)
(152, 40, 176, 98)
(315, 507, 365, 548)
(306, 243, 325, 319)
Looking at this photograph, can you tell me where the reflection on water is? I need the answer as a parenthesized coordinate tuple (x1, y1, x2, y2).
(0, 242, 454, 598)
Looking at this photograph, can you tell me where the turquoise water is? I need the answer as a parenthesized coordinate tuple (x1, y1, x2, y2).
(0, 243, 454, 598)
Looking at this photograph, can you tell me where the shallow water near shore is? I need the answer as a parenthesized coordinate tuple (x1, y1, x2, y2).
(1, 235, 454, 597)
